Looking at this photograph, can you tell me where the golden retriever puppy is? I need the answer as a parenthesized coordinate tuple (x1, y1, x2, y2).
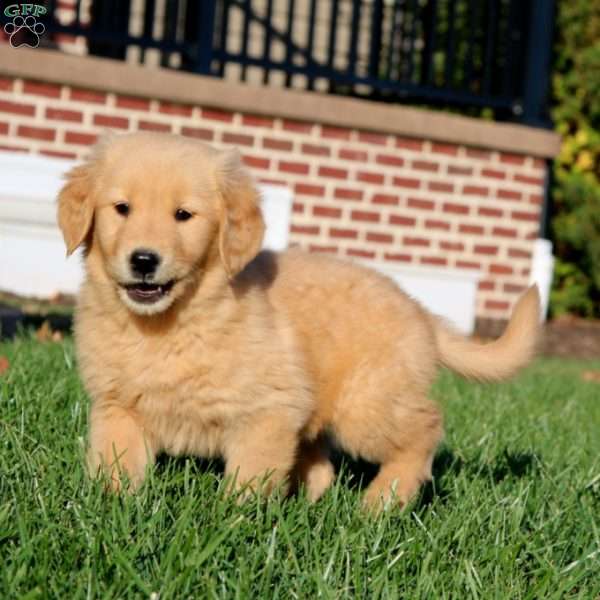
(58, 132, 540, 509)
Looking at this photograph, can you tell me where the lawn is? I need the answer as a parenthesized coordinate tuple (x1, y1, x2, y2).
(1, 336, 599, 599)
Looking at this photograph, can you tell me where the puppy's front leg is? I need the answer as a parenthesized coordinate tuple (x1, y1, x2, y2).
(87, 403, 154, 492)
(223, 412, 301, 498)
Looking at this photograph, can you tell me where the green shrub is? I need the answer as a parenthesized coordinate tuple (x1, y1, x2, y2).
(550, 3, 600, 317)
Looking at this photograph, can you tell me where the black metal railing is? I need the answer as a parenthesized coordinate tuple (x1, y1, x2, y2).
(24, 0, 554, 126)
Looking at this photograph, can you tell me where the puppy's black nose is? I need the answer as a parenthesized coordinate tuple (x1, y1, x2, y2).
(130, 249, 160, 277)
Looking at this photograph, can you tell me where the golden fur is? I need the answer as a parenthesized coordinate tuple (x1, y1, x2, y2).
(58, 132, 540, 509)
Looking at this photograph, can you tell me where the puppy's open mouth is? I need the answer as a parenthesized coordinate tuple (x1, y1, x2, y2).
(123, 280, 175, 304)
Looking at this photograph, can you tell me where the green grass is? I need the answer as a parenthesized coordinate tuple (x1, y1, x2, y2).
(1, 336, 599, 599)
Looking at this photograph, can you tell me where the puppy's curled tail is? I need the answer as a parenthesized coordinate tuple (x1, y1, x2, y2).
(432, 285, 541, 381)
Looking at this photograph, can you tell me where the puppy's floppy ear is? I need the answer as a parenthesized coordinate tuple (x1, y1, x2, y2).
(216, 149, 265, 278)
(57, 162, 95, 256)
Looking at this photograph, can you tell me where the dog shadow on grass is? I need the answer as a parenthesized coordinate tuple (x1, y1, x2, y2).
(154, 446, 539, 509)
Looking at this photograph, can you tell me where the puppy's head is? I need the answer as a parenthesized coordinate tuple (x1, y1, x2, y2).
(57, 132, 265, 315)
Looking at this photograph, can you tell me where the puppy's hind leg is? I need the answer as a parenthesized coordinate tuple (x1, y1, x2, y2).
(292, 435, 335, 502)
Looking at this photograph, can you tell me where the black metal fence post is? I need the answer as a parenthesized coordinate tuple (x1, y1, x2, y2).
(195, 0, 218, 75)
(521, 0, 555, 127)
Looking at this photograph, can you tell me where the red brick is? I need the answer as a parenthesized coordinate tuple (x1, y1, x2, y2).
(0, 122, 8, 135)
(478, 207, 503, 218)
(0, 100, 35, 116)
(393, 176, 420, 189)
(319, 166, 348, 179)
(511, 210, 539, 222)
(116, 95, 150, 111)
(533, 158, 545, 169)
(280, 160, 310, 175)
(242, 114, 274, 128)
(65, 131, 97, 145)
(17, 125, 55, 141)
(339, 148, 367, 161)
(412, 160, 438, 172)
(403, 236, 429, 247)
(295, 183, 325, 197)
(425, 219, 450, 230)
(421, 256, 448, 266)
(466, 148, 491, 160)
(478, 280, 496, 291)
(428, 181, 454, 193)
(292, 202, 304, 214)
(508, 247, 531, 259)
(456, 260, 480, 270)
(291, 224, 320, 236)
(158, 102, 193, 117)
(356, 171, 384, 185)
(525, 228, 539, 240)
(514, 174, 544, 186)
(201, 108, 233, 122)
(500, 153, 526, 166)
(46, 107, 83, 123)
(139, 120, 171, 132)
(492, 226, 517, 238)
(490, 264, 514, 277)
(334, 188, 363, 202)
(242, 155, 270, 170)
(366, 232, 393, 244)
(408, 197, 435, 210)
(459, 224, 484, 235)
(0, 77, 13, 91)
(497, 189, 522, 201)
(181, 126, 213, 141)
(264, 137, 293, 152)
(385, 252, 412, 263)
(529, 194, 543, 205)
(474, 244, 498, 255)
(358, 131, 387, 145)
(313, 206, 342, 218)
(390, 215, 416, 227)
(282, 119, 312, 133)
(321, 126, 351, 140)
(0, 144, 27, 153)
(347, 248, 376, 259)
(504, 283, 526, 294)
(432, 142, 458, 156)
(302, 143, 330, 156)
(23, 81, 61, 98)
(443, 202, 470, 214)
(70, 88, 107, 104)
(351, 210, 379, 222)
(372, 193, 399, 206)
(93, 114, 128, 129)
(310, 244, 337, 254)
(485, 300, 510, 311)
(482, 168, 506, 180)
(376, 153, 404, 167)
(40, 149, 77, 159)
(330, 227, 358, 239)
(440, 241, 464, 252)
(223, 132, 254, 146)
(259, 175, 287, 186)
(448, 165, 473, 176)
(395, 137, 423, 151)
(463, 185, 489, 196)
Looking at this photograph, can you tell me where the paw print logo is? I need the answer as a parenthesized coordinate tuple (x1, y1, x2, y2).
(4, 15, 45, 48)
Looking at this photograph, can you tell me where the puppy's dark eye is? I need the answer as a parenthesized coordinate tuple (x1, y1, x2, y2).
(115, 202, 129, 217)
(175, 209, 192, 222)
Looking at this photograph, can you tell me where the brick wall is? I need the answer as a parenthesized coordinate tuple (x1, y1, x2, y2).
(0, 74, 547, 324)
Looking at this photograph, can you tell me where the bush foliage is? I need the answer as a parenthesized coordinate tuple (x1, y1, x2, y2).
(550, 3, 600, 317)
